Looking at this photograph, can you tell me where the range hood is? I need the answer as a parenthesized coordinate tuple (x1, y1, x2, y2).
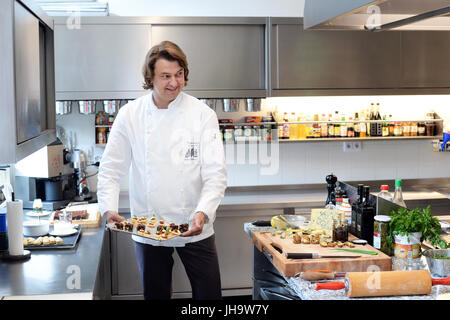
(304, 0, 450, 31)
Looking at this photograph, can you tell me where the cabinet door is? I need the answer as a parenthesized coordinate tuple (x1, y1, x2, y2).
(273, 24, 402, 90)
(150, 24, 265, 93)
(401, 32, 450, 88)
(54, 24, 151, 94)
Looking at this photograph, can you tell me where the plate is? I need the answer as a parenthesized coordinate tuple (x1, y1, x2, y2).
(49, 228, 78, 237)
(26, 210, 51, 217)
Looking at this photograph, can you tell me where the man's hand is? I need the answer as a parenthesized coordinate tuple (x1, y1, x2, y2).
(181, 211, 206, 237)
(104, 210, 125, 223)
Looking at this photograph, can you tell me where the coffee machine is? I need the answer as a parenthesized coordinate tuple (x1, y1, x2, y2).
(14, 140, 77, 210)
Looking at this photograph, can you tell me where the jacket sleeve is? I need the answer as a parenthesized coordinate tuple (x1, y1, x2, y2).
(97, 109, 132, 216)
(194, 111, 227, 223)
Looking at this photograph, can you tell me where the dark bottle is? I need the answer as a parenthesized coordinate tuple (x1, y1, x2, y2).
(357, 186, 375, 245)
(369, 103, 377, 137)
(375, 103, 382, 137)
(351, 184, 364, 236)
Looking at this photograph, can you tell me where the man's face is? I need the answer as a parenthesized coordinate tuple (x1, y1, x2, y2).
(151, 58, 185, 107)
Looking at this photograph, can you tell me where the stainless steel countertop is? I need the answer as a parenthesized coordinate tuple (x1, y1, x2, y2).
(0, 215, 106, 299)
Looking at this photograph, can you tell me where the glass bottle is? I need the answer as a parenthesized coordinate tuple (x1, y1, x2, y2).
(393, 179, 407, 208)
(340, 115, 347, 137)
(327, 113, 334, 138)
(376, 103, 382, 137)
(382, 115, 389, 137)
(388, 115, 395, 136)
(354, 112, 360, 137)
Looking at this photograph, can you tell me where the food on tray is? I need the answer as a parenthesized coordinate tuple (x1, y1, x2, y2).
(23, 236, 63, 246)
(110, 215, 189, 241)
(293, 234, 302, 244)
(54, 209, 88, 220)
(301, 235, 311, 244)
(327, 241, 337, 247)
(320, 241, 328, 247)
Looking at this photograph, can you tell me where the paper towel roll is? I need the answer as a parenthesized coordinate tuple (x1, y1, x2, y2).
(6, 200, 24, 256)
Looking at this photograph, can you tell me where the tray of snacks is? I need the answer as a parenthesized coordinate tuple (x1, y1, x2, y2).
(23, 225, 82, 250)
(106, 214, 190, 246)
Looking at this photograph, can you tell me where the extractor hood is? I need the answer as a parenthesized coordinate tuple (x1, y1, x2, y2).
(304, 0, 450, 31)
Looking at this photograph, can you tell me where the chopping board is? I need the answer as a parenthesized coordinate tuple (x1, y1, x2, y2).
(253, 231, 392, 277)
(49, 203, 101, 228)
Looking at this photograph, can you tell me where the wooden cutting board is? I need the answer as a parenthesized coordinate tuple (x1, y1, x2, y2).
(49, 203, 101, 228)
(253, 231, 392, 277)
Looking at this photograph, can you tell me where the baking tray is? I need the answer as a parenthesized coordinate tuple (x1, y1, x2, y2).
(24, 225, 82, 250)
(106, 222, 187, 247)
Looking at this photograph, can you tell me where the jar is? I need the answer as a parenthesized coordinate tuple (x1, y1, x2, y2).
(223, 128, 234, 142)
(97, 127, 107, 144)
(394, 122, 403, 136)
(374, 215, 391, 256)
(418, 122, 426, 136)
(95, 111, 106, 125)
(410, 122, 418, 136)
(243, 126, 254, 137)
(426, 122, 436, 136)
(261, 126, 271, 141)
(234, 126, 243, 138)
(402, 122, 411, 136)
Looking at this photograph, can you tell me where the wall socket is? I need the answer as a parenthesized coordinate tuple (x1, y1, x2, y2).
(343, 141, 362, 152)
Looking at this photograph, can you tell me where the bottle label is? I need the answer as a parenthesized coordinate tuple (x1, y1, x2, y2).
(373, 232, 381, 249)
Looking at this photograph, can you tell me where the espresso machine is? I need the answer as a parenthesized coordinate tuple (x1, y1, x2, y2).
(14, 140, 77, 210)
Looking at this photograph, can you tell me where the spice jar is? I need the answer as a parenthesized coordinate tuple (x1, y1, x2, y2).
(373, 215, 392, 256)
(332, 217, 348, 242)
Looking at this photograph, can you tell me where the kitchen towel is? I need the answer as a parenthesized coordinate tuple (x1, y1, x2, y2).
(6, 200, 23, 256)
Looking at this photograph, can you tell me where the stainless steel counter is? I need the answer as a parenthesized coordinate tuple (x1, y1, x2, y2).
(0, 216, 106, 299)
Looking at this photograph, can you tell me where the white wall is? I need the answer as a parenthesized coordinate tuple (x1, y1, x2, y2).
(103, 0, 305, 17)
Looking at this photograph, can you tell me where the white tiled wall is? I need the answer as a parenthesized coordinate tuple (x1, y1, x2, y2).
(226, 139, 450, 186)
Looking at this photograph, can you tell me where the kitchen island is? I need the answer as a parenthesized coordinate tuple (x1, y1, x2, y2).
(244, 221, 450, 300)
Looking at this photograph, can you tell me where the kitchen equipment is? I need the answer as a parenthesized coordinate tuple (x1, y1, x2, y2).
(200, 99, 217, 111)
(103, 100, 118, 114)
(223, 98, 240, 112)
(300, 270, 346, 281)
(272, 215, 306, 229)
(314, 270, 450, 298)
(423, 249, 450, 277)
(286, 253, 361, 259)
(304, 0, 450, 31)
(71, 150, 93, 202)
(252, 231, 392, 277)
(14, 140, 76, 210)
(56, 101, 72, 115)
(441, 132, 450, 151)
(78, 101, 96, 114)
(23, 220, 50, 237)
(246, 98, 261, 112)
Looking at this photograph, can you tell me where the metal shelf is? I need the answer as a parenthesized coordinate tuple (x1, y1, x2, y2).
(218, 119, 444, 126)
(279, 136, 442, 143)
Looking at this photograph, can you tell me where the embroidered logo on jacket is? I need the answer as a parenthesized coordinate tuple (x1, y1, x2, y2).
(184, 143, 199, 161)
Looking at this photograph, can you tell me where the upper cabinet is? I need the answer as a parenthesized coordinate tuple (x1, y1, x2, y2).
(269, 18, 402, 95)
(150, 19, 266, 98)
(54, 17, 266, 99)
(400, 31, 450, 88)
(54, 20, 151, 100)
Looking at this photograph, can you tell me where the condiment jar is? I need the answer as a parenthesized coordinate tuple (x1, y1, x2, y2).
(373, 215, 391, 256)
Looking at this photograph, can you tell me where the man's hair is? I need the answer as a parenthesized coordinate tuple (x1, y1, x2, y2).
(142, 41, 189, 90)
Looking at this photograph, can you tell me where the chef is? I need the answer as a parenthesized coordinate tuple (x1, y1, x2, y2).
(97, 41, 227, 300)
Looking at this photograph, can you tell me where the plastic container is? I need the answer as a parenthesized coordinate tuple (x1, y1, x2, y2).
(377, 185, 392, 202)
(0, 211, 8, 252)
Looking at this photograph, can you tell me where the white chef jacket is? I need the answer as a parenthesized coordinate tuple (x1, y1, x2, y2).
(97, 91, 227, 246)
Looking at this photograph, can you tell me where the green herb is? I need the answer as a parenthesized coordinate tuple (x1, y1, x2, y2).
(430, 254, 450, 260)
(386, 206, 449, 249)
(333, 248, 378, 255)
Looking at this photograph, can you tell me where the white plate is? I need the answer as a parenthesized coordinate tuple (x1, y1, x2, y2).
(49, 228, 78, 237)
(26, 210, 51, 217)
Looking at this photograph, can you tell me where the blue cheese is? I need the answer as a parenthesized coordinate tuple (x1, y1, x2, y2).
(310, 209, 344, 237)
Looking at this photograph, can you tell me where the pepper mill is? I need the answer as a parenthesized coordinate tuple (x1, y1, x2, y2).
(325, 174, 338, 206)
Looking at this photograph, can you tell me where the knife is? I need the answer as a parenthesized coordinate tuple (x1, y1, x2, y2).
(285, 252, 361, 259)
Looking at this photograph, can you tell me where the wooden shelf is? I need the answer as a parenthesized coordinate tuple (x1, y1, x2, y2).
(278, 136, 442, 143)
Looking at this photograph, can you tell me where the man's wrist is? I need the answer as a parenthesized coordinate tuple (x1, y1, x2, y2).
(197, 211, 208, 224)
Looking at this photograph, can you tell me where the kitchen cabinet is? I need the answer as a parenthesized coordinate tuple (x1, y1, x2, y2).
(0, 0, 56, 164)
(54, 17, 266, 100)
(150, 20, 266, 98)
(269, 18, 402, 96)
(54, 22, 151, 100)
(400, 31, 450, 88)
